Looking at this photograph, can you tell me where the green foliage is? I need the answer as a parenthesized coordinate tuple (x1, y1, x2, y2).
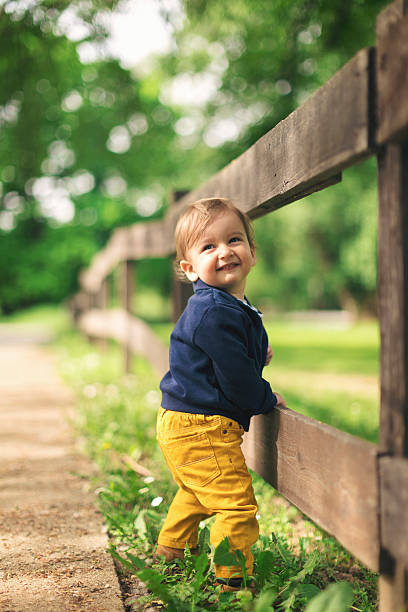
(152, 316, 380, 443)
(0, 0, 390, 313)
(0, 2, 182, 312)
(246, 159, 379, 312)
(159, 0, 387, 313)
(49, 310, 379, 611)
(304, 582, 353, 612)
(0, 217, 98, 312)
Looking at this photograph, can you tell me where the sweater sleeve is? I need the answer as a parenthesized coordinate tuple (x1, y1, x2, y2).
(194, 305, 277, 416)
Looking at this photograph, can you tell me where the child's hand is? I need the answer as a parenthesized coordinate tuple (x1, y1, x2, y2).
(265, 345, 274, 365)
(274, 392, 287, 409)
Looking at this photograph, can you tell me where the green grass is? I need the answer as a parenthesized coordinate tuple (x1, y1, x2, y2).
(0, 303, 71, 335)
(152, 317, 379, 375)
(152, 317, 380, 444)
(263, 318, 379, 444)
(3, 304, 379, 610)
(265, 334, 378, 375)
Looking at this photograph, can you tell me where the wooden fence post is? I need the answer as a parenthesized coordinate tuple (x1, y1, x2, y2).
(120, 260, 134, 373)
(87, 291, 98, 345)
(71, 6, 408, 599)
(172, 278, 193, 323)
(170, 190, 193, 322)
(96, 279, 109, 351)
(377, 143, 408, 611)
(376, 4, 408, 610)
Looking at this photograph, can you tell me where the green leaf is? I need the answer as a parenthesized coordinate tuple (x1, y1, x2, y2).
(292, 551, 320, 584)
(274, 538, 293, 565)
(198, 525, 210, 555)
(254, 589, 277, 611)
(126, 551, 145, 570)
(234, 548, 248, 584)
(194, 552, 210, 575)
(109, 549, 139, 576)
(213, 537, 237, 566)
(302, 551, 320, 575)
(283, 586, 298, 612)
(134, 509, 147, 537)
(191, 553, 210, 596)
(304, 582, 353, 612)
(137, 568, 179, 610)
(297, 583, 321, 600)
(255, 549, 276, 588)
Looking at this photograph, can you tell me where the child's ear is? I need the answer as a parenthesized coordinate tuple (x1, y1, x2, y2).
(251, 245, 257, 267)
(180, 259, 199, 282)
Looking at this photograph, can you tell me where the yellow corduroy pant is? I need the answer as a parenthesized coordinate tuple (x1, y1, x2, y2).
(156, 407, 259, 579)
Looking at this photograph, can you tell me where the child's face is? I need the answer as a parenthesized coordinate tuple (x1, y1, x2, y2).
(180, 209, 256, 300)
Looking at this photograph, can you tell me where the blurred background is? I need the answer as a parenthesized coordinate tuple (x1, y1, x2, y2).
(0, 0, 388, 317)
(1, 6, 393, 605)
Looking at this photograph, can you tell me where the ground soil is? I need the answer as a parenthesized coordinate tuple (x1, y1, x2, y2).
(0, 325, 125, 611)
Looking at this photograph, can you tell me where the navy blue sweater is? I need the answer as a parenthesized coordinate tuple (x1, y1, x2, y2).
(160, 279, 277, 431)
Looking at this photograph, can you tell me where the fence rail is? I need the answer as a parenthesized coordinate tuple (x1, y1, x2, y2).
(71, 2, 408, 608)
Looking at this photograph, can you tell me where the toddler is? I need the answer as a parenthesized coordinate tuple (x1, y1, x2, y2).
(155, 197, 286, 591)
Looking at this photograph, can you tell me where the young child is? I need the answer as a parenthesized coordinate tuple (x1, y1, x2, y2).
(155, 197, 286, 591)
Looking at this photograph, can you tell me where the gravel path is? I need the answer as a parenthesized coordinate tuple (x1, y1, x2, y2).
(0, 327, 125, 611)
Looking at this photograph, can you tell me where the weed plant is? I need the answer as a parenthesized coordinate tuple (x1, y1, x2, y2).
(54, 315, 378, 611)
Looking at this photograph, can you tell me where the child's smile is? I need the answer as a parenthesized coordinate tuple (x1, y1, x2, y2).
(217, 262, 238, 271)
(180, 209, 256, 300)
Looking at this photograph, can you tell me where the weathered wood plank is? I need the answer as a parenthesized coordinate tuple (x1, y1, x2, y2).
(376, 140, 408, 612)
(170, 190, 193, 322)
(68, 291, 91, 322)
(242, 408, 379, 570)
(172, 277, 194, 323)
(95, 279, 109, 351)
(380, 456, 408, 566)
(376, 3, 408, 144)
(377, 143, 408, 456)
(121, 261, 134, 372)
(376, 6, 408, 608)
(175, 49, 371, 218)
(79, 49, 373, 295)
(80, 221, 173, 293)
(78, 308, 169, 377)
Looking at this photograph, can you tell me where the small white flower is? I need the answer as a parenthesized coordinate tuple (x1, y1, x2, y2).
(138, 487, 149, 494)
(144, 476, 155, 484)
(83, 384, 97, 398)
(151, 496, 163, 507)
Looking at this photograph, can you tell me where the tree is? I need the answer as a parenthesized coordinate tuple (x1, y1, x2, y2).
(158, 0, 388, 312)
(0, 0, 390, 313)
(0, 1, 181, 311)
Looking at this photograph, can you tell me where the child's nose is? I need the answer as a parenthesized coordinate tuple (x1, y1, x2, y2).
(218, 243, 232, 257)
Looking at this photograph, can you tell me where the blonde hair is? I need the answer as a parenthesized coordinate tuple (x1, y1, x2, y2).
(174, 197, 254, 281)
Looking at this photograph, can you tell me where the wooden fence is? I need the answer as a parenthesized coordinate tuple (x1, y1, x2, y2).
(70, 2, 408, 609)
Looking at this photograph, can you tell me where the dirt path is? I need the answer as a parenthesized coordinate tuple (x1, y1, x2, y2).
(0, 326, 125, 611)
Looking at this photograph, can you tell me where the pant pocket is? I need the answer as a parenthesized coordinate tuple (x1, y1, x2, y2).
(161, 431, 220, 488)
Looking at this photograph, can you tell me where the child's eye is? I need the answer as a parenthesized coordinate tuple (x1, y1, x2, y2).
(229, 236, 241, 243)
(202, 243, 214, 252)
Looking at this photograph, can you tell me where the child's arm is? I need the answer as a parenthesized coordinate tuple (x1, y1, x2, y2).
(195, 306, 278, 416)
(273, 391, 287, 408)
(264, 346, 286, 406)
